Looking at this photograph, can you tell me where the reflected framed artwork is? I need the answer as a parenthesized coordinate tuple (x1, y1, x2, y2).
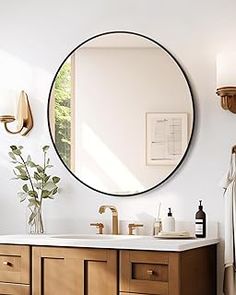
(146, 113, 188, 166)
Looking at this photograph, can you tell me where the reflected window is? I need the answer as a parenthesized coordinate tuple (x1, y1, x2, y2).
(53, 57, 74, 169)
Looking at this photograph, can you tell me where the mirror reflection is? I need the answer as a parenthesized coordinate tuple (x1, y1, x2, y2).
(48, 32, 194, 196)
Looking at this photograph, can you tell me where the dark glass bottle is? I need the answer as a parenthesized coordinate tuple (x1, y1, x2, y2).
(195, 200, 206, 238)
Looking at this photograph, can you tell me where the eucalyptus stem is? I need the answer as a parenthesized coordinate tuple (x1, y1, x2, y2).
(19, 154, 36, 195)
(40, 151, 47, 206)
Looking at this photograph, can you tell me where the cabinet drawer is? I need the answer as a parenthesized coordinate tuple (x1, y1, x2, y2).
(132, 263, 168, 282)
(0, 282, 29, 295)
(0, 245, 30, 284)
(120, 251, 169, 295)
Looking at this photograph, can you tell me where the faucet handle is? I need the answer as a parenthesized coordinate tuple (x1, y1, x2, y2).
(128, 223, 144, 235)
(90, 223, 104, 234)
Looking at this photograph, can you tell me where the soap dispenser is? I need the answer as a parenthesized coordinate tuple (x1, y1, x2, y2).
(162, 208, 175, 232)
(195, 200, 206, 238)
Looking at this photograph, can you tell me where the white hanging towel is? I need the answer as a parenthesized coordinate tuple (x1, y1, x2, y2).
(220, 153, 236, 295)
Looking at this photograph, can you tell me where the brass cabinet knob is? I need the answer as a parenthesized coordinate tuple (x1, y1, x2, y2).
(147, 269, 154, 275)
(90, 223, 104, 234)
(3, 261, 12, 266)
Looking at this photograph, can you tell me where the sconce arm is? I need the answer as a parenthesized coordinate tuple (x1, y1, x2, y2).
(3, 118, 24, 135)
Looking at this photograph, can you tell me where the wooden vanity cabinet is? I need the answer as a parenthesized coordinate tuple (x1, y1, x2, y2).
(120, 245, 216, 295)
(0, 243, 216, 295)
(32, 247, 118, 295)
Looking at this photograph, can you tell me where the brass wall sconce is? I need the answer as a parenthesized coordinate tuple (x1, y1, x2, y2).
(0, 90, 33, 135)
(216, 52, 236, 113)
(216, 87, 236, 113)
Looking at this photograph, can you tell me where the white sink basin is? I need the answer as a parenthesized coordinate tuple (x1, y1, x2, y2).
(51, 234, 141, 241)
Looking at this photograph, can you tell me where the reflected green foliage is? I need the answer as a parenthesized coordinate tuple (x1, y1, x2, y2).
(54, 59, 71, 167)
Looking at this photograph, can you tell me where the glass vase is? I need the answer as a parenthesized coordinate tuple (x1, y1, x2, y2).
(28, 205, 44, 234)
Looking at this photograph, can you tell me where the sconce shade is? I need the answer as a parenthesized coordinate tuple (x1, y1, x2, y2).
(217, 52, 236, 88)
(216, 52, 236, 113)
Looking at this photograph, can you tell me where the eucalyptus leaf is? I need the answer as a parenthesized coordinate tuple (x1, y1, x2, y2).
(36, 166, 44, 173)
(9, 152, 16, 160)
(39, 172, 46, 179)
(22, 184, 29, 192)
(15, 164, 24, 169)
(52, 187, 58, 195)
(17, 192, 27, 202)
(28, 161, 37, 168)
(43, 146, 50, 152)
(28, 198, 40, 208)
(28, 190, 38, 198)
(33, 182, 42, 189)
(28, 212, 37, 224)
(44, 181, 56, 191)
(12, 148, 21, 156)
(52, 176, 60, 184)
(46, 165, 53, 169)
(41, 175, 49, 182)
(44, 175, 50, 183)
(42, 190, 51, 198)
(13, 169, 18, 176)
(34, 172, 41, 181)
(19, 175, 29, 181)
(15, 166, 26, 176)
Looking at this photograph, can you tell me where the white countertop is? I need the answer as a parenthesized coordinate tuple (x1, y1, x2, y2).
(0, 234, 219, 252)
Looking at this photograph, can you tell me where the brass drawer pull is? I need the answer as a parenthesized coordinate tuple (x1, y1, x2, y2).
(3, 261, 12, 267)
(147, 269, 154, 275)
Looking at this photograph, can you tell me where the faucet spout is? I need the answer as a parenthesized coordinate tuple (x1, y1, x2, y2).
(99, 205, 119, 235)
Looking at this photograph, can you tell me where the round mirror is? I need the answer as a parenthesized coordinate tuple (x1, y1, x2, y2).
(48, 31, 194, 196)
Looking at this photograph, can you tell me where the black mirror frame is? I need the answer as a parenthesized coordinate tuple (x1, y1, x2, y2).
(47, 30, 195, 197)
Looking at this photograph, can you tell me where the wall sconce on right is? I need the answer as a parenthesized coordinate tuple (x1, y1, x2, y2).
(216, 52, 236, 113)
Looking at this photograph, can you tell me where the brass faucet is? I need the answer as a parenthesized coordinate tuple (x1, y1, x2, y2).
(99, 205, 119, 235)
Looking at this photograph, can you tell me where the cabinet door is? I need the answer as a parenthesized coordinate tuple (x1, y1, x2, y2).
(32, 247, 118, 295)
(0, 283, 29, 295)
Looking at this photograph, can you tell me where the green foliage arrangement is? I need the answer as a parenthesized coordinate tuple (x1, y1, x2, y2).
(9, 145, 60, 232)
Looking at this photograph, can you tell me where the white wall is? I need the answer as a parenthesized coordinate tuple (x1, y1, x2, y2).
(1, 1, 236, 294)
(75, 47, 193, 194)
